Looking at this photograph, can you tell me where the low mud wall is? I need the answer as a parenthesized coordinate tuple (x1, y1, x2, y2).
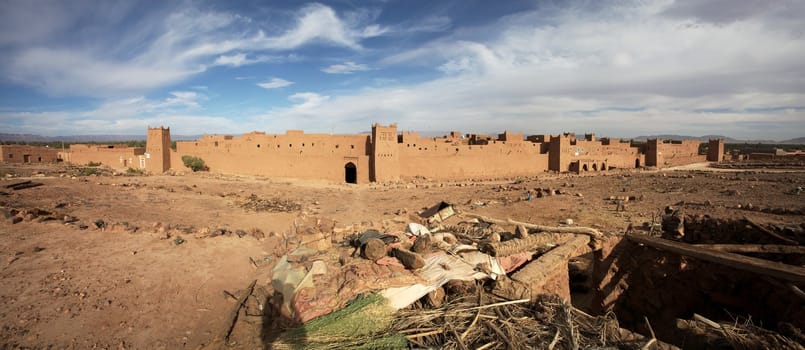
(592, 234, 804, 347)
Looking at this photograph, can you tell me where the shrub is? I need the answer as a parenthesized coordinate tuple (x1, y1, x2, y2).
(126, 167, 145, 176)
(87, 161, 102, 167)
(78, 167, 99, 176)
(181, 155, 207, 172)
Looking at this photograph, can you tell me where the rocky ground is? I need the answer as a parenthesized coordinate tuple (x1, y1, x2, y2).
(0, 163, 803, 349)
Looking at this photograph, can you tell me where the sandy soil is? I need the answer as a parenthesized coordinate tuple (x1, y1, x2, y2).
(1, 163, 803, 348)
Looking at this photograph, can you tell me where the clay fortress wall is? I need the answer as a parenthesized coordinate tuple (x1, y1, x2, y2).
(138, 124, 721, 183)
(4, 124, 723, 183)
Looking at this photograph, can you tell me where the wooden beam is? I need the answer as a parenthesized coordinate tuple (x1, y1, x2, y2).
(626, 233, 805, 284)
(693, 244, 805, 255)
(464, 212, 603, 238)
(743, 216, 799, 245)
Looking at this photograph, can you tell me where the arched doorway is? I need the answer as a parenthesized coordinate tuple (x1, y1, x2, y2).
(344, 162, 357, 184)
(592, 163, 598, 171)
(635, 159, 641, 168)
(601, 163, 606, 171)
(582, 164, 588, 172)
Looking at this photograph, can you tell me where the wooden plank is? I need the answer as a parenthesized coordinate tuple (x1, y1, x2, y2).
(743, 216, 799, 245)
(5, 180, 31, 188)
(693, 244, 805, 255)
(464, 212, 602, 238)
(626, 233, 805, 284)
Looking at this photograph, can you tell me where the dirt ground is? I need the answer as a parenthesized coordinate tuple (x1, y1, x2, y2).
(1, 163, 803, 349)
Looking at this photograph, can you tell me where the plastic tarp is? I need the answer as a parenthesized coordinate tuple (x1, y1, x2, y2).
(271, 255, 316, 318)
(381, 251, 504, 310)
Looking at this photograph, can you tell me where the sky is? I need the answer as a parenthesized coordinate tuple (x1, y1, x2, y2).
(0, 0, 803, 140)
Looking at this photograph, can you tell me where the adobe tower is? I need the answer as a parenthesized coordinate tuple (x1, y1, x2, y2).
(707, 139, 724, 162)
(145, 126, 171, 173)
(370, 123, 400, 182)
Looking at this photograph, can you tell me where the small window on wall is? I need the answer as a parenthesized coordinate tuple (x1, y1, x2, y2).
(8, 154, 12, 158)
(38, 157, 42, 162)
(257, 144, 261, 148)
(351, 145, 354, 149)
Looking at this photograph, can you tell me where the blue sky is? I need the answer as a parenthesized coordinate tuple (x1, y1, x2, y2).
(0, 0, 803, 140)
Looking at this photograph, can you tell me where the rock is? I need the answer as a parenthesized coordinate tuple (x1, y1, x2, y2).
(361, 238, 387, 261)
(392, 248, 426, 270)
(564, 218, 574, 225)
(411, 234, 435, 254)
(425, 287, 446, 308)
(11, 217, 23, 224)
(488, 232, 501, 242)
(515, 225, 529, 239)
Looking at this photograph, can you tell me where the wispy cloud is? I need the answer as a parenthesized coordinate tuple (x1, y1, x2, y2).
(321, 61, 370, 74)
(257, 78, 293, 89)
(288, 92, 329, 110)
(247, 1, 805, 139)
(1, 2, 381, 97)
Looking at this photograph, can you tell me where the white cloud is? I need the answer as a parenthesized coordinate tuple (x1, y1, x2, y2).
(257, 78, 293, 89)
(256, 3, 383, 51)
(321, 61, 370, 74)
(288, 92, 329, 110)
(245, 1, 805, 140)
(2, 0, 804, 140)
(1, 2, 380, 97)
(213, 53, 291, 67)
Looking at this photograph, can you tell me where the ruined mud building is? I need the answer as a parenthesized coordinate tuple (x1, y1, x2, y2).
(4, 124, 723, 183)
(0, 145, 60, 164)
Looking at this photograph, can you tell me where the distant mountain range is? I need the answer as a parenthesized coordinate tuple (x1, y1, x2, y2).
(632, 134, 804, 144)
(1, 132, 803, 145)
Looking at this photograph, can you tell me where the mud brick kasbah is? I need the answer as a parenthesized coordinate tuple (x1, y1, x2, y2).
(9, 124, 724, 182)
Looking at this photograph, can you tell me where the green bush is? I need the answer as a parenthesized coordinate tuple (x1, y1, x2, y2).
(78, 167, 99, 176)
(181, 155, 207, 172)
(126, 167, 145, 176)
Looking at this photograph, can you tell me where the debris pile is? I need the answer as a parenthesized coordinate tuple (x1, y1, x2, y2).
(389, 293, 644, 350)
(593, 209, 804, 348)
(254, 202, 646, 349)
(237, 194, 301, 213)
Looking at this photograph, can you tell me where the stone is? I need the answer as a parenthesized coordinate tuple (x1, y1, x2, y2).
(391, 248, 425, 270)
(361, 238, 387, 261)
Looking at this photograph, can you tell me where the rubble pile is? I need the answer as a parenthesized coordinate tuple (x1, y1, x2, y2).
(593, 208, 804, 348)
(237, 194, 302, 213)
(253, 203, 805, 349)
(255, 202, 650, 349)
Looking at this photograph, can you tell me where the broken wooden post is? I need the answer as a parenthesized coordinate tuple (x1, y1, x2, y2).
(464, 212, 603, 239)
(480, 233, 576, 257)
(626, 233, 805, 284)
(494, 235, 590, 301)
(693, 244, 805, 255)
(743, 216, 799, 245)
(223, 279, 257, 341)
